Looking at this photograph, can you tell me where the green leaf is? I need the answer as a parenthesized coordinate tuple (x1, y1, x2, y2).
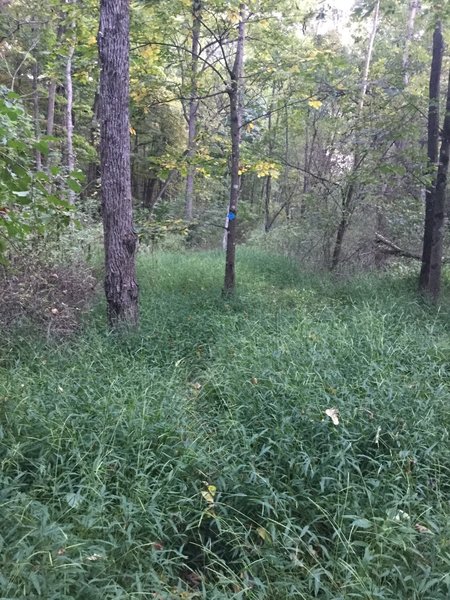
(67, 178, 82, 193)
(351, 518, 372, 529)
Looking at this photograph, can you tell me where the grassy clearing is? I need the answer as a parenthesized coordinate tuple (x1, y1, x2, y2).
(1, 248, 450, 599)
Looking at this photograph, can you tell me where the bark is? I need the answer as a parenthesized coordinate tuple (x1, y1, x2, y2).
(264, 175, 272, 232)
(32, 59, 42, 171)
(419, 21, 444, 291)
(264, 90, 274, 232)
(427, 68, 450, 300)
(43, 20, 63, 171)
(85, 89, 100, 197)
(402, 0, 418, 87)
(224, 4, 246, 294)
(184, 0, 201, 221)
(65, 6, 76, 204)
(331, 183, 354, 270)
(331, 0, 380, 270)
(46, 81, 57, 137)
(358, 0, 380, 115)
(98, 0, 139, 327)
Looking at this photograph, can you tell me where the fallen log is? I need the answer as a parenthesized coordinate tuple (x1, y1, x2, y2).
(374, 233, 421, 260)
(374, 233, 449, 263)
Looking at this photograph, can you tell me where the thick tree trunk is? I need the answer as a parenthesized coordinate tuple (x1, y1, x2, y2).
(184, 0, 201, 221)
(98, 0, 139, 327)
(419, 22, 444, 291)
(427, 68, 450, 300)
(224, 4, 246, 294)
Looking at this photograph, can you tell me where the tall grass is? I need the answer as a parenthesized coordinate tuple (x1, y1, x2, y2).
(1, 248, 450, 599)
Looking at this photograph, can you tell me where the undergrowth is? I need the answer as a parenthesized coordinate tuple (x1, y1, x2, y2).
(1, 248, 450, 599)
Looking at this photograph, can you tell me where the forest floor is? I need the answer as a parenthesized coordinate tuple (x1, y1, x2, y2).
(1, 248, 450, 599)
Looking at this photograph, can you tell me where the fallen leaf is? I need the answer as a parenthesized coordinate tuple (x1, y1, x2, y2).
(374, 426, 381, 446)
(392, 509, 410, 522)
(201, 484, 216, 504)
(256, 526, 270, 541)
(325, 407, 340, 425)
(86, 553, 103, 561)
(415, 523, 432, 534)
(251, 377, 258, 385)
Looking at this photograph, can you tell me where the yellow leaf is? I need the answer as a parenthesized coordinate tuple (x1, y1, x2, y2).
(256, 526, 270, 541)
(87, 35, 97, 47)
(129, 126, 136, 136)
(227, 10, 240, 24)
(308, 99, 322, 110)
(201, 484, 216, 504)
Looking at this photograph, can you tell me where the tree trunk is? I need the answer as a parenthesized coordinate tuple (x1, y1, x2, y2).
(224, 4, 246, 294)
(426, 68, 450, 301)
(358, 0, 380, 115)
(44, 21, 64, 171)
(419, 21, 444, 291)
(331, 0, 379, 270)
(331, 183, 354, 270)
(32, 58, 42, 171)
(98, 0, 139, 328)
(65, 3, 76, 204)
(402, 0, 418, 87)
(184, 0, 201, 221)
(85, 89, 100, 198)
(264, 175, 272, 232)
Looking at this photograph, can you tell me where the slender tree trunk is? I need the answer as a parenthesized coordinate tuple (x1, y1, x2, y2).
(264, 91, 274, 231)
(224, 4, 246, 294)
(402, 0, 418, 87)
(46, 81, 57, 138)
(98, 0, 139, 327)
(331, 183, 354, 269)
(331, 0, 380, 270)
(357, 0, 380, 115)
(65, 7, 76, 204)
(32, 59, 42, 171)
(184, 0, 201, 221)
(264, 175, 272, 232)
(85, 89, 100, 197)
(419, 21, 444, 291)
(427, 68, 450, 300)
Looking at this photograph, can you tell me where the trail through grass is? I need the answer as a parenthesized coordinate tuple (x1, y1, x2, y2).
(1, 248, 450, 599)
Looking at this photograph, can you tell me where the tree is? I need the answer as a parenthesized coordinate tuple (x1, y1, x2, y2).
(427, 68, 450, 300)
(224, 3, 246, 294)
(419, 21, 444, 294)
(98, 0, 139, 327)
(184, 0, 201, 221)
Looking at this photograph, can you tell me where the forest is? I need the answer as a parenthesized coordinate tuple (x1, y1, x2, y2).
(1, 0, 450, 598)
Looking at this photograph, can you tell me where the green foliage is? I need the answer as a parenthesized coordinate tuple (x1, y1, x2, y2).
(1, 249, 450, 598)
(0, 91, 74, 259)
